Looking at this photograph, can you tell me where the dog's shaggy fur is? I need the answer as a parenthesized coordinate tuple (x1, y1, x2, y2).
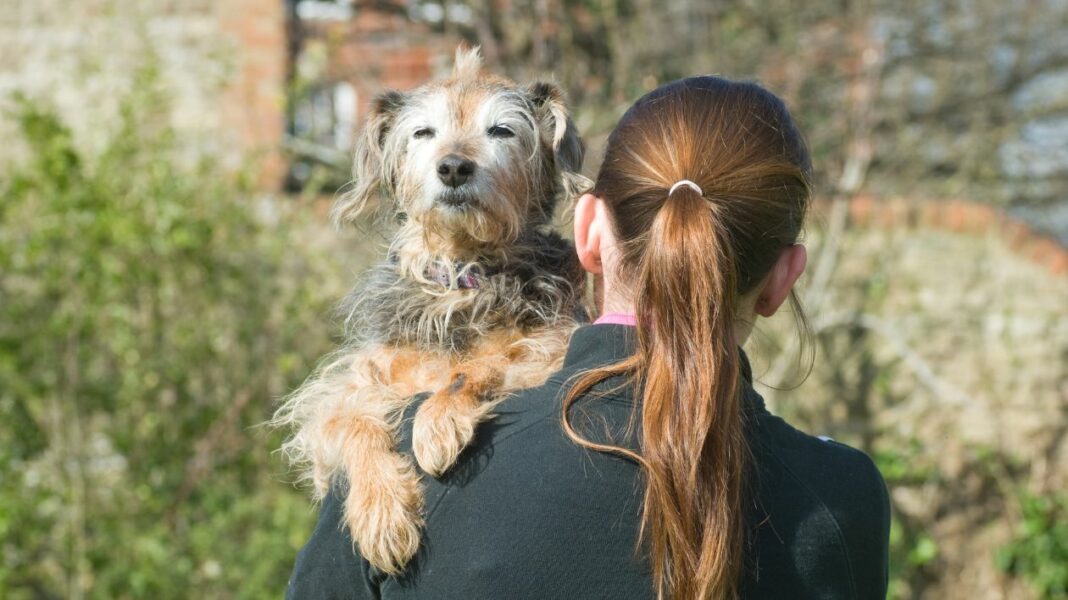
(274, 47, 588, 575)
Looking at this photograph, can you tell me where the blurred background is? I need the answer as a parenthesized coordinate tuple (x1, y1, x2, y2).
(1, 0, 1066, 598)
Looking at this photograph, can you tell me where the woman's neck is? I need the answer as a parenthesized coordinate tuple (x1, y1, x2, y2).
(595, 273, 759, 344)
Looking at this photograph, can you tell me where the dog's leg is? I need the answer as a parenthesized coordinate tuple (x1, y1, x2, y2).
(411, 356, 507, 477)
(411, 326, 576, 476)
(300, 347, 449, 575)
(325, 394, 425, 576)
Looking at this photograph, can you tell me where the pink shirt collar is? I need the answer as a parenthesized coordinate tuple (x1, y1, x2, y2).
(593, 312, 638, 326)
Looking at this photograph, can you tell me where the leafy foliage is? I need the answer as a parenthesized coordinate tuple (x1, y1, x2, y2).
(873, 438, 940, 599)
(0, 80, 340, 598)
(998, 492, 1068, 599)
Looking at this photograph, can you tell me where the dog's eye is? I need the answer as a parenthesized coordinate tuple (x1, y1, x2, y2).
(413, 127, 435, 139)
(487, 125, 514, 139)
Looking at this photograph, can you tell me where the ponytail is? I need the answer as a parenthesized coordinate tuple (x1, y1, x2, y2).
(563, 76, 812, 599)
(563, 184, 749, 599)
(641, 184, 748, 598)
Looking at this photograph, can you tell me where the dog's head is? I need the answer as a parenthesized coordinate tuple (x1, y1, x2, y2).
(333, 47, 585, 265)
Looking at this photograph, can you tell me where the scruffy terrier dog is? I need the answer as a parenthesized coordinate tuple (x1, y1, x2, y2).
(275, 48, 587, 575)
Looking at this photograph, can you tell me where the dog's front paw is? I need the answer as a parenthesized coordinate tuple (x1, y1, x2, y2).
(412, 385, 493, 477)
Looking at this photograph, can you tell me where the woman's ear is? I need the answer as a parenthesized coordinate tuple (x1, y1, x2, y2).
(331, 90, 406, 226)
(754, 244, 808, 317)
(574, 193, 608, 275)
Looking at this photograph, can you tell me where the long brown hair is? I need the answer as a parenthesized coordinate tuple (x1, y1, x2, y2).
(562, 77, 812, 599)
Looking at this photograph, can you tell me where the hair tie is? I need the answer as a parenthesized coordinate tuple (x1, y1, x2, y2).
(669, 179, 702, 196)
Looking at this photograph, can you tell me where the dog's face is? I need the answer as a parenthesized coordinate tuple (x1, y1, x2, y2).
(334, 48, 584, 267)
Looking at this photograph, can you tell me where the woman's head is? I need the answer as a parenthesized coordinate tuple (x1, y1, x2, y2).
(575, 76, 811, 329)
(566, 77, 812, 599)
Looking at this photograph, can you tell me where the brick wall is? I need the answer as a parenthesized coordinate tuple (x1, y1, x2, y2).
(0, 0, 286, 184)
(220, 0, 288, 185)
(822, 195, 1068, 275)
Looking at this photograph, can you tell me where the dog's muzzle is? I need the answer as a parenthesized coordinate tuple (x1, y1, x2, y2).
(436, 188, 478, 209)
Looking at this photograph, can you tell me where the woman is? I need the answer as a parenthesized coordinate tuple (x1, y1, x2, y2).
(287, 76, 891, 599)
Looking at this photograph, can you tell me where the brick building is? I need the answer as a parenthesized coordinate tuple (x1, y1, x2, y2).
(0, 0, 451, 188)
(285, 0, 453, 188)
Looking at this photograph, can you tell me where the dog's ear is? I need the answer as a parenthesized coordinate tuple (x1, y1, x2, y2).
(332, 89, 407, 227)
(528, 81, 589, 201)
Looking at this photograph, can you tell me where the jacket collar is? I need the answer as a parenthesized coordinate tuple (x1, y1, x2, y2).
(562, 324, 765, 414)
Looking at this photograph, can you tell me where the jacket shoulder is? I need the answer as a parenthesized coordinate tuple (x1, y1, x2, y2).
(749, 413, 891, 600)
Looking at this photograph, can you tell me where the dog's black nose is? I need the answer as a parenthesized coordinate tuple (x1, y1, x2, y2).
(437, 154, 476, 188)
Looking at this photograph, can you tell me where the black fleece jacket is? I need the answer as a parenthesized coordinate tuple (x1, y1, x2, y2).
(286, 324, 891, 599)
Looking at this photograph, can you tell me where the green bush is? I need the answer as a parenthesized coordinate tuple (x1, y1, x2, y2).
(0, 81, 340, 598)
(872, 438, 941, 599)
(998, 491, 1068, 599)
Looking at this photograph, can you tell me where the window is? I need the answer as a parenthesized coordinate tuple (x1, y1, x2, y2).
(294, 0, 353, 22)
(286, 81, 357, 189)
